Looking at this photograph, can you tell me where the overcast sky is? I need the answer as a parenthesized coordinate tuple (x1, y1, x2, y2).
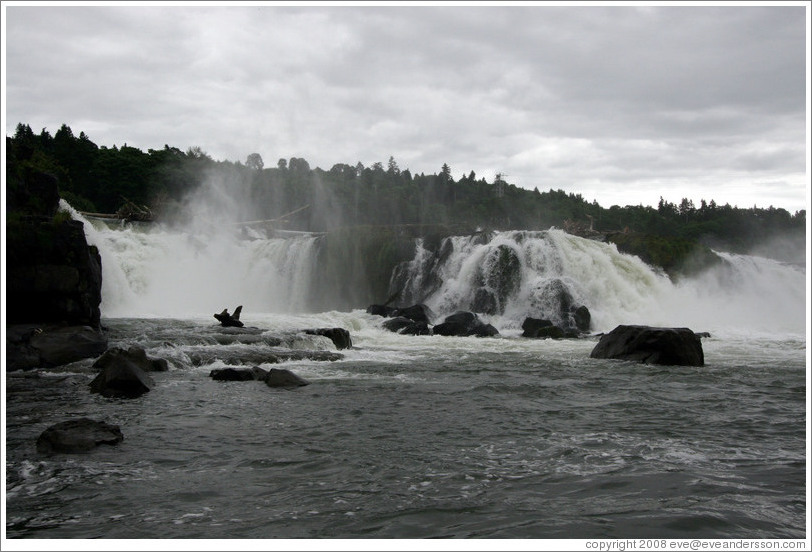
(3, 2, 809, 212)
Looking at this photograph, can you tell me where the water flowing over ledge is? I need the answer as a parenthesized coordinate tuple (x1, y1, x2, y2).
(63, 201, 806, 338)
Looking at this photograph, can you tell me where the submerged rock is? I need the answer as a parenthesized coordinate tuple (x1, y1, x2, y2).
(94, 345, 168, 372)
(265, 368, 309, 388)
(36, 418, 123, 454)
(305, 328, 353, 350)
(187, 348, 343, 367)
(210, 366, 269, 381)
(590, 325, 704, 366)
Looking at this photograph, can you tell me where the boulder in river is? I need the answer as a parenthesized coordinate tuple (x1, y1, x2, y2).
(433, 311, 499, 338)
(89, 346, 158, 398)
(305, 328, 353, 350)
(391, 304, 434, 325)
(589, 325, 705, 366)
(382, 316, 431, 336)
(265, 368, 310, 388)
(36, 418, 123, 454)
(210, 366, 269, 381)
(521, 317, 554, 337)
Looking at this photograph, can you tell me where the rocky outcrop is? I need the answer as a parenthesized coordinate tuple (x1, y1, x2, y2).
(208, 366, 308, 388)
(305, 328, 353, 349)
(6, 217, 103, 329)
(6, 170, 106, 370)
(433, 311, 499, 337)
(36, 418, 123, 454)
(6, 324, 108, 371)
(590, 325, 704, 366)
(89, 346, 159, 398)
(471, 244, 522, 315)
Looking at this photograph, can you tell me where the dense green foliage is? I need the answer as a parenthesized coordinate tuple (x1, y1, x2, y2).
(7, 123, 806, 274)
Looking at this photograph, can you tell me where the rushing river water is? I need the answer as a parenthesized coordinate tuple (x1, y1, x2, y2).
(4, 207, 808, 541)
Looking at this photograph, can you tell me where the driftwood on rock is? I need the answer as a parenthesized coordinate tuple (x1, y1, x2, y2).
(214, 306, 244, 327)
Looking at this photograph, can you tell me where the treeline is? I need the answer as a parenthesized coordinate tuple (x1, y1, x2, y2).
(6, 123, 806, 257)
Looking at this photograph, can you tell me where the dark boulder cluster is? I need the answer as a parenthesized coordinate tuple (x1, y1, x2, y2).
(369, 301, 591, 340)
(520, 306, 590, 339)
(433, 311, 499, 337)
(210, 366, 310, 388)
(368, 304, 499, 338)
(371, 303, 434, 335)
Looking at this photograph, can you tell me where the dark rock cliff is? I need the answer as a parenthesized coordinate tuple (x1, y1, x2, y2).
(6, 170, 107, 369)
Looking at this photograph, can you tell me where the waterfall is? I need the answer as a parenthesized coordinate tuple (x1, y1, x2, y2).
(62, 201, 321, 317)
(391, 229, 807, 336)
(62, 199, 805, 337)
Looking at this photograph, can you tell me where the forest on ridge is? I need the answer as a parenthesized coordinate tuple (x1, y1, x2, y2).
(6, 123, 807, 274)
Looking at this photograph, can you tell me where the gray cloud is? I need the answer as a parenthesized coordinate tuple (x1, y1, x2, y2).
(4, 3, 808, 212)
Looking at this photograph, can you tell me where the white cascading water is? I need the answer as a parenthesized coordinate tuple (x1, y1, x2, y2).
(61, 201, 320, 317)
(394, 229, 807, 337)
(62, 200, 806, 338)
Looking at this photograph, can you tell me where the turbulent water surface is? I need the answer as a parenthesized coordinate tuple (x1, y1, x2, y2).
(4, 208, 807, 540)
